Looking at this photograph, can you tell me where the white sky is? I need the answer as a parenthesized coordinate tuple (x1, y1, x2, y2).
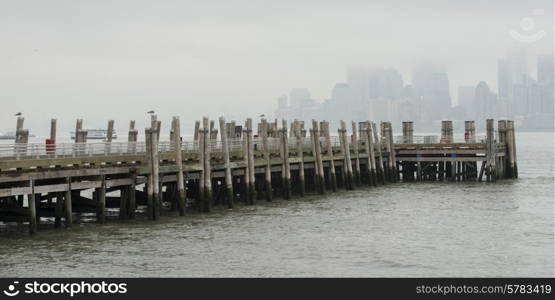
(0, 0, 552, 135)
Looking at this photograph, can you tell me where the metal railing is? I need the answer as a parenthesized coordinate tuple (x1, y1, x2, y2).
(394, 135, 488, 144)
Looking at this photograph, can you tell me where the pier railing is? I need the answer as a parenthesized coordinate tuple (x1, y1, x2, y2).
(0, 134, 490, 161)
(394, 135, 488, 144)
(0, 137, 332, 161)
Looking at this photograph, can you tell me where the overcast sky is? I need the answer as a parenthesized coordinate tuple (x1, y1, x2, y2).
(0, 0, 552, 136)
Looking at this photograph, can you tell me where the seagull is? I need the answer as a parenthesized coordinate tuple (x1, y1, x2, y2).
(14, 112, 22, 116)
(259, 114, 265, 118)
(147, 110, 155, 114)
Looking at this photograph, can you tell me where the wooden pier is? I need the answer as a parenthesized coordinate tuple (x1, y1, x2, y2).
(0, 117, 518, 234)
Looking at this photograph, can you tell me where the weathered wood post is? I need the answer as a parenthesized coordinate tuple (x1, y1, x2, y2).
(65, 177, 73, 227)
(202, 117, 213, 211)
(105, 120, 114, 154)
(372, 122, 386, 184)
(278, 120, 292, 199)
(402, 121, 413, 144)
(150, 125, 161, 219)
(54, 191, 63, 228)
(28, 179, 37, 234)
(173, 116, 187, 215)
(311, 120, 325, 194)
(363, 121, 377, 186)
(441, 120, 453, 143)
(386, 122, 397, 182)
(97, 174, 106, 224)
(15, 117, 28, 157)
(197, 123, 206, 211)
(497, 120, 507, 179)
(128, 120, 138, 153)
(261, 119, 273, 201)
(50, 118, 57, 141)
(464, 121, 476, 143)
(351, 121, 362, 187)
(339, 120, 354, 190)
(106, 120, 114, 142)
(194, 120, 200, 142)
(219, 116, 234, 208)
(145, 128, 154, 218)
(322, 121, 338, 192)
(380, 122, 391, 181)
(506, 120, 518, 179)
(128, 172, 137, 219)
(241, 121, 250, 203)
(294, 120, 306, 197)
(246, 118, 256, 203)
(485, 119, 496, 182)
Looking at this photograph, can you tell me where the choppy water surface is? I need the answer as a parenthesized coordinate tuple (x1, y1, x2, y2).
(0, 132, 553, 277)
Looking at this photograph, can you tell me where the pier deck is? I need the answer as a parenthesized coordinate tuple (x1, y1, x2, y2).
(0, 118, 517, 234)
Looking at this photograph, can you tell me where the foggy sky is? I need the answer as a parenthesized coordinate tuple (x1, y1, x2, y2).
(1, 0, 553, 136)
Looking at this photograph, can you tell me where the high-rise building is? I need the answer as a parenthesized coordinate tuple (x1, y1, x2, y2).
(412, 63, 451, 120)
(289, 88, 311, 108)
(474, 81, 496, 120)
(538, 55, 554, 114)
(458, 86, 475, 111)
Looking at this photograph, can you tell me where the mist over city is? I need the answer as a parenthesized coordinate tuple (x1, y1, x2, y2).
(1, 0, 552, 136)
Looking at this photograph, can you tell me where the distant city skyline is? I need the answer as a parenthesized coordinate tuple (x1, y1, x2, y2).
(275, 49, 554, 130)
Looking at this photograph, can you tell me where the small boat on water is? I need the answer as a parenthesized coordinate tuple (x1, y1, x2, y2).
(70, 129, 117, 140)
(0, 131, 36, 140)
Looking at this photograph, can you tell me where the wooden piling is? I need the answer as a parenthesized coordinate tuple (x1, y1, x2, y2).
(322, 121, 338, 191)
(202, 117, 213, 211)
(65, 177, 72, 227)
(506, 120, 518, 178)
(386, 122, 397, 182)
(219, 116, 234, 208)
(441, 120, 453, 143)
(50, 119, 57, 141)
(173, 117, 187, 214)
(194, 120, 200, 142)
(464, 121, 476, 143)
(28, 179, 37, 234)
(371, 122, 386, 184)
(128, 172, 136, 219)
(402, 121, 413, 143)
(54, 192, 63, 228)
(280, 120, 292, 199)
(339, 121, 354, 190)
(106, 120, 115, 142)
(145, 128, 154, 218)
(351, 121, 361, 187)
(261, 119, 273, 201)
(150, 127, 161, 219)
(311, 120, 326, 194)
(485, 119, 496, 182)
(363, 121, 377, 186)
(97, 174, 106, 224)
(294, 120, 306, 197)
(246, 118, 257, 203)
(498, 120, 507, 179)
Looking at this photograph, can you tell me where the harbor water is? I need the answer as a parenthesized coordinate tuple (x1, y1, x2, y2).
(0, 132, 553, 277)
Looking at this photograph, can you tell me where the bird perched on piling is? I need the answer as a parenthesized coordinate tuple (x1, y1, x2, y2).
(14, 112, 22, 116)
(147, 110, 155, 114)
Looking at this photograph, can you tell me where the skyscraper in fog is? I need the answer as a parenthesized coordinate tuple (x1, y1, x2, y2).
(457, 86, 475, 114)
(537, 55, 554, 118)
(474, 81, 496, 120)
(412, 63, 452, 120)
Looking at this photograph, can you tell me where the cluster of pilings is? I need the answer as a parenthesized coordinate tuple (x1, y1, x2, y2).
(396, 119, 517, 183)
(0, 116, 517, 235)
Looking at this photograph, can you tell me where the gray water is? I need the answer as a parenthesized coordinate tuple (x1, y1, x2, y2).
(0, 132, 553, 277)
